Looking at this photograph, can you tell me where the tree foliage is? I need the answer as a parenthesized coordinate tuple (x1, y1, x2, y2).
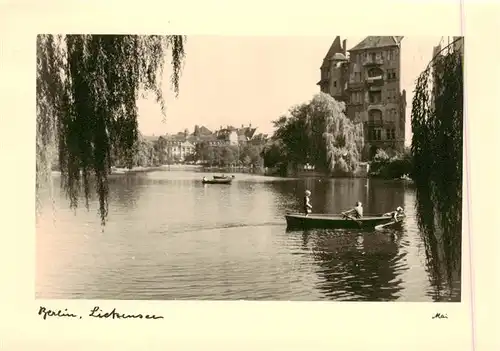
(36, 34, 185, 224)
(410, 38, 463, 277)
(113, 133, 155, 168)
(193, 142, 264, 167)
(369, 147, 413, 179)
(264, 93, 364, 175)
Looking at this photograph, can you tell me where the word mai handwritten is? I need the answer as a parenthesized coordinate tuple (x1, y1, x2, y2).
(432, 313, 448, 319)
(38, 306, 164, 320)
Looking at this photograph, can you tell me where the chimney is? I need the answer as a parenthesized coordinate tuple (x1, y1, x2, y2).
(249, 123, 252, 128)
(342, 39, 347, 56)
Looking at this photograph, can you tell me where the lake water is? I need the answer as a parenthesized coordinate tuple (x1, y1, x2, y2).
(36, 171, 461, 301)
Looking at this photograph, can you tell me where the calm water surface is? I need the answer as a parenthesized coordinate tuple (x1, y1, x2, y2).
(36, 171, 461, 301)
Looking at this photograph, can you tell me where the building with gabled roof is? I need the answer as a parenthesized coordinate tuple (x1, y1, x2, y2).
(348, 36, 403, 51)
(318, 36, 407, 159)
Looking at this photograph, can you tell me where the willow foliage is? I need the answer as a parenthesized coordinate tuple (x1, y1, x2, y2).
(411, 38, 463, 277)
(36, 35, 186, 224)
(317, 94, 364, 175)
(268, 93, 363, 175)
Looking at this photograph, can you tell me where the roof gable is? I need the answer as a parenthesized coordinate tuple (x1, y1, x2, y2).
(348, 36, 402, 52)
(321, 36, 346, 68)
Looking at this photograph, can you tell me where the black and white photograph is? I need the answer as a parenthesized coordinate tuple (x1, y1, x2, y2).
(34, 34, 464, 302)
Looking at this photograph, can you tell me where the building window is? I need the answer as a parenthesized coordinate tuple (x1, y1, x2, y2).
(386, 69, 397, 80)
(368, 67, 383, 78)
(333, 81, 337, 87)
(386, 89, 394, 102)
(369, 129, 378, 141)
(384, 129, 396, 140)
(351, 91, 362, 104)
(369, 91, 382, 104)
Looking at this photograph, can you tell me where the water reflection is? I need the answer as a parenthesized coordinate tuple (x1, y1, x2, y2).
(108, 175, 148, 211)
(300, 228, 406, 301)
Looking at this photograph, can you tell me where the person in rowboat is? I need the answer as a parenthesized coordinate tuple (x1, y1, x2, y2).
(343, 201, 363, 219)
(304, 190, 312, 216)
(383, 206, 404, 221)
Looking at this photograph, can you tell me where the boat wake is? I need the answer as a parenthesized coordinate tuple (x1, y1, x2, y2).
(152, 221, 285, 235)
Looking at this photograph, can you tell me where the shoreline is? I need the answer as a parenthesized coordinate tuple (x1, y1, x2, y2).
(50, 164, 414, 183)
(50, 164, 203, 176)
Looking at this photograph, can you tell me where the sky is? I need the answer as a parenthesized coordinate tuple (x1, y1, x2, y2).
(137, 36, 447, 144)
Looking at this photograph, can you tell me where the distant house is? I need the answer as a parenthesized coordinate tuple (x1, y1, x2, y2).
(248, 132, 268, 146)
(211, 124, 258, 146)
(163, 133, 195, 161)
(148, 124, 266, 161)
(193, 125, 213, 137)
(237, 124, 257, 143)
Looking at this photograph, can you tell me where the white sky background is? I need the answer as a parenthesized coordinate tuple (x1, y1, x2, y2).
(137, 36, 447, 144)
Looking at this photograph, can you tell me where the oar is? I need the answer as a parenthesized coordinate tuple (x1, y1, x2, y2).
(341, 211, 362, 226)
(375, 221, 396, 230)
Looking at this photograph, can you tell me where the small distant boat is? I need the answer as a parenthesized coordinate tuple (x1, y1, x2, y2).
(285, 212, 405, 230)
(396, 174, 414, 183)
(213, 175, 235, 179)
(202, 177, 232, 184)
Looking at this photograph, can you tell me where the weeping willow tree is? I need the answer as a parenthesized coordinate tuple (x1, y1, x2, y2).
(266, 93, 363, 175)
(411, 37, 463, 293)
(36, 34, 185, 225)
(317, 94, 364, 175)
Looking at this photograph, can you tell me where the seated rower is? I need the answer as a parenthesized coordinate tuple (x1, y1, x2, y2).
(383, 206, 405, 221)
(304, 190, 312, 216)
(343, 201, 363, 219)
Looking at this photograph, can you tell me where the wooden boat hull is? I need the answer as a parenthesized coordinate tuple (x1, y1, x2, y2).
(285, 213, 404, 230)
(202, 178, 232, 184)
(213, 175, 235, 180)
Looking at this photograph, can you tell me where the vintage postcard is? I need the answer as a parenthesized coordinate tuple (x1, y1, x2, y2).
(1, 1, 498, 350)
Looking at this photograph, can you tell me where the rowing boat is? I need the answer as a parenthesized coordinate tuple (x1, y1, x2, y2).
(202, 177, 232, 184)
(284, 212, 405, 230)
(213, 175, 235, 179)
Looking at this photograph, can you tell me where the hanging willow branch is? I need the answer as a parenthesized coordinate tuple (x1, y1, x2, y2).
(410, 38, 463, 279)
(36, 34, 186, 225)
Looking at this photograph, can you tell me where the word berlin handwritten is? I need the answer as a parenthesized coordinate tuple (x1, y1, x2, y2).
(38, 306, 164, 320)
